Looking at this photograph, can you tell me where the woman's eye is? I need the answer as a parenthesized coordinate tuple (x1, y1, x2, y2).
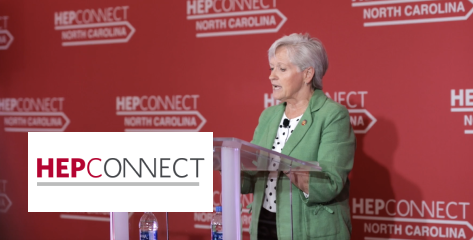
(270, 68, 274, 71)
(280, 68, 286, 72)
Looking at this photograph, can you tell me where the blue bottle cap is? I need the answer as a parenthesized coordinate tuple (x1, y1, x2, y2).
(216, 206, 222, 212)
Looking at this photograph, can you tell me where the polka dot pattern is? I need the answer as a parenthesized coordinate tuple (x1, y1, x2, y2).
(263, 113, 302, 213)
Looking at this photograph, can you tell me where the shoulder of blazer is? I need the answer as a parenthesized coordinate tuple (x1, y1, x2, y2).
(317, 96, 350, 118)
(313, 95, 351, 133)
(258, 102, 285, 122)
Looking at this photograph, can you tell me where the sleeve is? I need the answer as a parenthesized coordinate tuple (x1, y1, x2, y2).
(300, 106, 355, 205)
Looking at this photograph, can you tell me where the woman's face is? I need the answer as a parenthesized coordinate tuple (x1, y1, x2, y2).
(269, 47, 306, 102)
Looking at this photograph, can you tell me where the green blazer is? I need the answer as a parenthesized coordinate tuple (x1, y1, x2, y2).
(242, 89, 356, 240)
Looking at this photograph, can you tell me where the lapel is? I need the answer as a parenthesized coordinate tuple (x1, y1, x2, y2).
(263, 103, 285, 150)
(281, 89, 327, 156)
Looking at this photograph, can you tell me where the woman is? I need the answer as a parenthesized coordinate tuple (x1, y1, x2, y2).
(241, 33, 356, 240)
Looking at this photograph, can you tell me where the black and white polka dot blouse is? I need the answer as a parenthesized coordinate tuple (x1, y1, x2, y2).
(263, 113, 304, 213)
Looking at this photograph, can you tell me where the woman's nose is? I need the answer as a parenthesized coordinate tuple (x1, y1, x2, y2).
(269, 71, 277, 81)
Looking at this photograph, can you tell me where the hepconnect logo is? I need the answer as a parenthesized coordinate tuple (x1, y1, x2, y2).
(264, 91, 376, 134)
(186, 0, 287, 37)
(54, 6, 135, 46)
(0, 97, 70, 132)
(0, 16, 14, 50)
(116, 95, 207, 132)
(28, 132, 213, 212)
(352, 0, 473, 27)
(352, 198, 472, 239)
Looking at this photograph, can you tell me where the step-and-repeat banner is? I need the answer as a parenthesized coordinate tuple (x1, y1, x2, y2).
(1, 0, 472, 239)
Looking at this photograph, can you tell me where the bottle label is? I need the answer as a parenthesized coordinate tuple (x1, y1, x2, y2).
(212, 231, 223, 240)
(140, 230, 157, 240)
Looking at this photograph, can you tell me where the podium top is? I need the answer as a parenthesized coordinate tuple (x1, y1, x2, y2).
(213, 138, 322, 172)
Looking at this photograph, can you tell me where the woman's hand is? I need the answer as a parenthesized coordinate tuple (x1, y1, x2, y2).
(284, 170, 310, 194)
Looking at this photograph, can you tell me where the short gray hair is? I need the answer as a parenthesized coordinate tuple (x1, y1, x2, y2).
(268, 33, 329, 90)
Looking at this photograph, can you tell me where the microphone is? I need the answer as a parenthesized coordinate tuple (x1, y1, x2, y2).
(283, 119, 289, 128)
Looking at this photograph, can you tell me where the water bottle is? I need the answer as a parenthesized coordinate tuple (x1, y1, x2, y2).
(211, 206, 223, 240)
(139, 212, 158, 240)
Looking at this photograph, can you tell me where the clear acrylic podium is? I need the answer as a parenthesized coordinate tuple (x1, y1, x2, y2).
(213, 138, 322, 240)
(110, 137, 322, 240)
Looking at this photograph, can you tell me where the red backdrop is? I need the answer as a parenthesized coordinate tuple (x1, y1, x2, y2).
(1, 0, 472, 239)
